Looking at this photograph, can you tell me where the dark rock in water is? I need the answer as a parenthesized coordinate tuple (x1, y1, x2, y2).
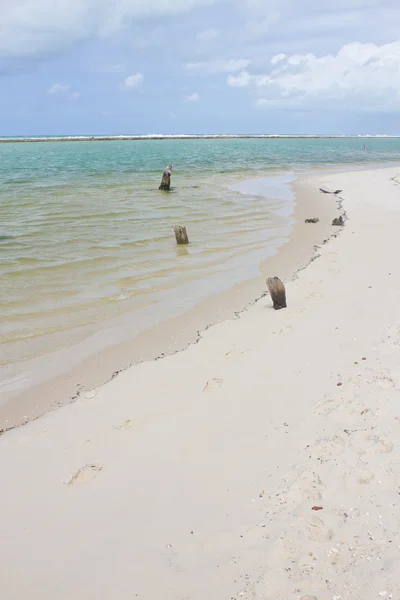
(267, 276, 287, 310)
(332, 215, 344, 226)
(305, 217, 319, 224)
(159, 164, 172, 190)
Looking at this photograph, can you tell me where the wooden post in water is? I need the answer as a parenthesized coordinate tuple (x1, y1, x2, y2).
(267, 276, 287, 310)
(159, 164, 172, 190)
(173, 226, 189, 245)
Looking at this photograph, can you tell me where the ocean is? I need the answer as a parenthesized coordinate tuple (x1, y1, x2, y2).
(1, 137, 400, 389)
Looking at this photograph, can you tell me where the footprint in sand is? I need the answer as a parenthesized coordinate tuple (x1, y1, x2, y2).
(310, 435, 346, 462)
(67, 463, 103, 486)
(307, 514, 334, 542)
(113, 419, 134, 430)
(284, 470, 324, 505)
(315, 399, 353, 423)
(272, 529, 307, 563)
(350, 432, 393, 454)
(314, 398, 341, 416)
(372, 375, 395, 390)
(295, 555, 316, 578)
(296, 470, 324, 499)
(346, 467, 374, 486)
(203, 377, 224, 392)
(84, 389, 98, 399)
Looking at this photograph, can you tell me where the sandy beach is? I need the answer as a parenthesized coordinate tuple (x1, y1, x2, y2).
(0, 171, 337, 430)
(1, 165, 400, 599)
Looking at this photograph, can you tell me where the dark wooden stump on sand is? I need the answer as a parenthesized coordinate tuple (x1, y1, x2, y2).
(173, 225, 189, 245)
(159, 164, 172, 190)
(332, 215, 344, 226)
(267, 276, 287, 310)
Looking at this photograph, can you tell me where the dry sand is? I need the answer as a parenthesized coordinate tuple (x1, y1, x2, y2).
(1, 166, 400, 599)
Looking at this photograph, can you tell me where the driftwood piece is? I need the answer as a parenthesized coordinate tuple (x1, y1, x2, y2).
(267, 276, 287, 310)
(319, 187, 342, 195)
(173, 225, 189, 245)
(305, 217, 319, 224)
(159, 164, 172, 190)
(332, 215, 344, 226)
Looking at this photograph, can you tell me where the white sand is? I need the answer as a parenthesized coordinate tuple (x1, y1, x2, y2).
(1, 166, 400, 599)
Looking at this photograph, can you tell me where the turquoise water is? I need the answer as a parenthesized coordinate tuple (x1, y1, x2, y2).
(1, 137, 400, 376)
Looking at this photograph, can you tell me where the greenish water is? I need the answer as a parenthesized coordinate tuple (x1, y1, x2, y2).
(1, 137, 400, 384)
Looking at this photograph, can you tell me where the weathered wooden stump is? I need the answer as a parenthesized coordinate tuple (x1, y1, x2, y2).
(173, 225, 189, 245)
(159, 164, 172, 190)
(332, 215, 344, 226)
(267, 276, 287, 310)
(305, 217, 319, 224)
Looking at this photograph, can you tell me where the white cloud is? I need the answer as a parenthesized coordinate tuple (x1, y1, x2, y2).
(271, 54, 286, 65)
(184, 92, 200, 102)
(253, 98, 269, 109)
(228, 42, 400, 111)
(227, 71, 253, 87)
(0, 0, 224, 61)
(47, 83, 71, 94)
(185, 59, 251, 74)
(196, 28, 220, 41)
(47, 82, 80, 99)
(239, 0, 400, 45)
(119, 73, 144, 91)
(103, 63, 126, 73)
(87, 61, 127, 74)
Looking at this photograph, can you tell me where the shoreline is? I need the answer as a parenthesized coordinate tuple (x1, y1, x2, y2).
(0, 170, 340, 431)
(2, 165, 400, 598)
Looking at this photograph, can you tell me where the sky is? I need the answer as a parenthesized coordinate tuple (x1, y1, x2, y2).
(0, 0, 400, 135)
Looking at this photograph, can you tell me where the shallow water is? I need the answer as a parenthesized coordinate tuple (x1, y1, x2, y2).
(1, 137, 400, 371)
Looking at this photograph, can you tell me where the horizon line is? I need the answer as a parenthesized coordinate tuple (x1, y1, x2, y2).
(1, 133, 400, 143)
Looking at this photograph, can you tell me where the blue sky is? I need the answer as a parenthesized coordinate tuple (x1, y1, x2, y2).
(1, 0, 400, 135)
